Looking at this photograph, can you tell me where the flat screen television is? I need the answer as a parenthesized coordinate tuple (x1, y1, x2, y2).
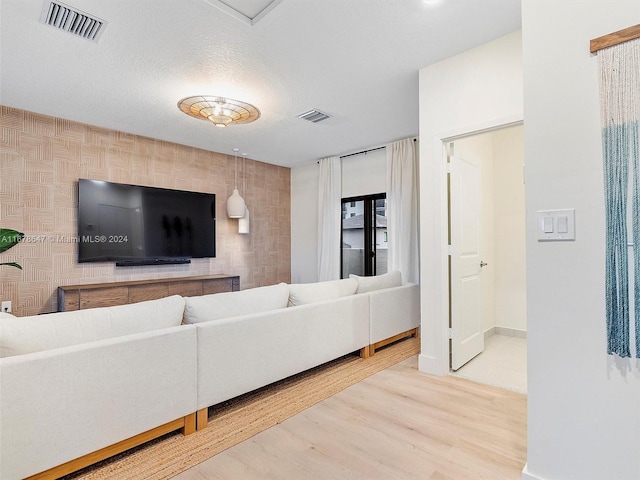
(77, 179, 216, 266)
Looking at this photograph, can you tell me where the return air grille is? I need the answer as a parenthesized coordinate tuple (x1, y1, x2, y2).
(40, 1, 107, 42)
(297, 109, 331, 123)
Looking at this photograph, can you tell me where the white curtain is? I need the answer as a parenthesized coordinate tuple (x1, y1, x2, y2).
(386, 138, 419, 284)
(317, 156, 342, 281)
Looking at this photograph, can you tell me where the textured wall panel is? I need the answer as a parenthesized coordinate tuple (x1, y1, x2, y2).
(0, 106, 291, 316)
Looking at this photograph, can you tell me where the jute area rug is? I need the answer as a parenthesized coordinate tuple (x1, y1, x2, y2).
(65, 337, 420, 480)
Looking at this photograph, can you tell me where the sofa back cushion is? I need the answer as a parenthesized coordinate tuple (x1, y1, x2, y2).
(0, 295, 185, 358)
(350, 270, 402, 294)
(287, 278, 358, 306)
(183, 283, 290, 324)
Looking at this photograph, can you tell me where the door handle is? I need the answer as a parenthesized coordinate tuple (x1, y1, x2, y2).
(480, 261, 488, 268)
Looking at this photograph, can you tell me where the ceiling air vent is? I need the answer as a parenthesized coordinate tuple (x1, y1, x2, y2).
(298, 109, 331, 123)
(40, 1, 107, 42)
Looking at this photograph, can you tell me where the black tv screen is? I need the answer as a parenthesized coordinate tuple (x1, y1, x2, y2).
(78, 179, 216, 266)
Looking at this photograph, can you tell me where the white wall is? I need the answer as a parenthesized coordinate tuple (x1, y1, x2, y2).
(418, 30, 524, 375)
(342, 149, 386, 198)
(290, 161, 319, 284)
(290, 149, 386, 283)
(522, 1, 640, 479)
(493, 125, 526, 333)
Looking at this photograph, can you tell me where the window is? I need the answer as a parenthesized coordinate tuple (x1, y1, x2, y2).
(341, 193, 387, 278)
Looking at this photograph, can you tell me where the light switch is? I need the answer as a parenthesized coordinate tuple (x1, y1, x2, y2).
(557, 216, 568, 233)
(537, 209, 576, 241)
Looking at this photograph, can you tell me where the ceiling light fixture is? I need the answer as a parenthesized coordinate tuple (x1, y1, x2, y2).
(177, 96, 260, 128)
(227, 148, 246, 218)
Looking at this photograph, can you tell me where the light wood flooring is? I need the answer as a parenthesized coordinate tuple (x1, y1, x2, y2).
(172, 355, 527, 480)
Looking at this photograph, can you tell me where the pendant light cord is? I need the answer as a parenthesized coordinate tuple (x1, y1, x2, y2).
(243, 153, 247, 203)
(233, 148, 239, 189)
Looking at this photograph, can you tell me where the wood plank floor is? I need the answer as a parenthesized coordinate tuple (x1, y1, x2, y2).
(172, 355, 527, 480)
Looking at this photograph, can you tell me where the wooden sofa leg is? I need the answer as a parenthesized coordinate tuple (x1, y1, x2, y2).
(183, 412, 197, 435)
(196, 408, 209, 430)
(369, 328, 419, 358)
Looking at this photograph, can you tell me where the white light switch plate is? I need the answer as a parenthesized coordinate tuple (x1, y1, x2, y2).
(537, 209, 575, 241)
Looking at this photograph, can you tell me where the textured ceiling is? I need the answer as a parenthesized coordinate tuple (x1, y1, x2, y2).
(0, 0, 521, 167)
(204, 0, 285, 24)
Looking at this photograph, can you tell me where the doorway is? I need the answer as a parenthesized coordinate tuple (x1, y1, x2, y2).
(447, 124, 527, 393)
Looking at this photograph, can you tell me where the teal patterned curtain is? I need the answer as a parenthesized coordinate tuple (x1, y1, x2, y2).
(598, 38, 640, 358)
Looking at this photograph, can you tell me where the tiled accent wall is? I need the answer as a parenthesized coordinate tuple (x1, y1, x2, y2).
(0, 106, 291, 316)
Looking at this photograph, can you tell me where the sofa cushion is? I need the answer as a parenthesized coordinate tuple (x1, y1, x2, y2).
(349, 270, 402, 294)
(183, 283, 290, 324)
(0, 295, 185, 358)
(287, 278, 358, 306)
(0, 312, 16, 320)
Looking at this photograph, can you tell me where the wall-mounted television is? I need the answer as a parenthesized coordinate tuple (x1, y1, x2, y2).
(78, 179, 216, 266)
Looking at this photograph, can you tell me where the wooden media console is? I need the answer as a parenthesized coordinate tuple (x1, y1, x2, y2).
(57, 274, 240, 311)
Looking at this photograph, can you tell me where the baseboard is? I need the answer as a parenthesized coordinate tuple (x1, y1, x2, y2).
(484, 327, 496, 340)
(485, 326, 527, 340)
(522, 463, 544, 480)
(496, 326, 527, 339)
(418, 353, 448, 376)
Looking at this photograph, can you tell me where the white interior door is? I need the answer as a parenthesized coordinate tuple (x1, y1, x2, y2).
(450, 146, 484, 370)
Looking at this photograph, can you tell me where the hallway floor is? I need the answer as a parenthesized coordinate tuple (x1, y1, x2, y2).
(450, 334, 527, 394)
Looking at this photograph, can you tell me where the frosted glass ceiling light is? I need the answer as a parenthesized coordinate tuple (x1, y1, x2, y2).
(177, 96, 260, 128)
(226, 148, 246, 218)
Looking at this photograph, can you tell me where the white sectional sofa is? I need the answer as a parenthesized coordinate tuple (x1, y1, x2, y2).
(0, 295, 197, 480)
(183, 278, 372, 428)
(0, 272, 419, 479)
(368, 283, 421, 353)
(348, 271, 421, 355)
(182, 272, 419, 428)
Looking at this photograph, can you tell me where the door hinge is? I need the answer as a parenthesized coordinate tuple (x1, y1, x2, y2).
(446, 163, 453, 173)
(448, 327, 453, 339)
(448, 245, 453, 256)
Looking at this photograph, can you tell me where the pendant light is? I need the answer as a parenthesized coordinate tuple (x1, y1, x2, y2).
(226, 148, 246, 218)
(238, 152, 250, 234)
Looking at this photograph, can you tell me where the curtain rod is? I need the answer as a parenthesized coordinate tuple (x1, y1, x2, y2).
(317, 138, 417, 164)
(340, 145, 385, 159)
